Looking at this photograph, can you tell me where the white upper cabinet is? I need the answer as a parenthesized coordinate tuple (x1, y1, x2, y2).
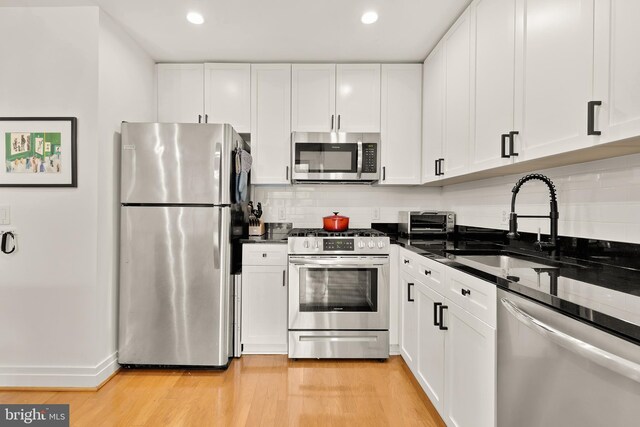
(250, 64, 291, 184)
(442, 10, 472, 178)
(157, 64, 204, 123)
(336, 64, 381, 132)
(514, 0, 596, 161)
(422, 44, 445, 183)
(204, 63, 251, 133)
(469, 0, 517, 171)
(291, 64, 336, 132)
(380, 64, 422, 185)
(593, 0, 640, 145)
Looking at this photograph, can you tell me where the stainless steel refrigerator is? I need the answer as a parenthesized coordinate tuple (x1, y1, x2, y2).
(118, 123, 249, 368)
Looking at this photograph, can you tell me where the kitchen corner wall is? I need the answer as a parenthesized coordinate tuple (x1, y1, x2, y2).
(0, 6, 155, 387)
(252, 184, 442, 228)
(441, 153, 640, 244)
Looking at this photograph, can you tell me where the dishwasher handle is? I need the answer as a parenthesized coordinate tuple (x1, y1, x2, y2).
(501, 298, 640, 384)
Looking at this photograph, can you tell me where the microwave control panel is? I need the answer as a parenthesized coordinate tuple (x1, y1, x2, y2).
(362, 143, 377, 173)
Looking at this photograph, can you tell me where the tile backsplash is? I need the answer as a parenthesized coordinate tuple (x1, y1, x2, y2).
(252, 184, 442, 228)
(441, 153, 640, 243)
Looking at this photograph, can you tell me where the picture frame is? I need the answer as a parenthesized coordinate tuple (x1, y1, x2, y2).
(0, 117, 77, 187)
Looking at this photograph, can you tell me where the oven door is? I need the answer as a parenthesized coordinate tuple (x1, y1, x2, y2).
(288, 256, 389, 330)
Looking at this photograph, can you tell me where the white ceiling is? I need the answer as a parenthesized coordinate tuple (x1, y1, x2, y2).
(5, 0, 472, 62)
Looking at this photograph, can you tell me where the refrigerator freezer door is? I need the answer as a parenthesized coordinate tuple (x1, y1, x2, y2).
(121, 122, 242, 205)
(119, 206, 232, 366)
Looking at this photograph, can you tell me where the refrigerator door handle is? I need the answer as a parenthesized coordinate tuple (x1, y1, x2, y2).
(213, 142, 223, 205)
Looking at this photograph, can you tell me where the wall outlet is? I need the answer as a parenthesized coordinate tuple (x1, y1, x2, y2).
(372, 207, 380, 221)
(278, 207, 286, 221)
(500, 210, 508, 226)
(0, 206, 10, 225)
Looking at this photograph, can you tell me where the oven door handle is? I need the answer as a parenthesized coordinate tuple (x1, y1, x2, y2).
(356, 140, 363, 179)
(289, 257, 388, 267)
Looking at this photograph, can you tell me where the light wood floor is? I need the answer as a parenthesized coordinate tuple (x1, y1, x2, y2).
(0, 355, 445, 427)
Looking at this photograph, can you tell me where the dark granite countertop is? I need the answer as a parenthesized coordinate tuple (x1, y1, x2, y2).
(391, 229, 640, 346)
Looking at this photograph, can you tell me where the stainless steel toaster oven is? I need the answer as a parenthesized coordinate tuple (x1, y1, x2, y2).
(399, 211, 455, 235)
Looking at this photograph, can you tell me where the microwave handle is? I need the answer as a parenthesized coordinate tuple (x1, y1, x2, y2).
(356, 141, 363, 179)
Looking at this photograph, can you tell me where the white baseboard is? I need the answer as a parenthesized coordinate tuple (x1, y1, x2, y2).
(0, 352, 119, 388)
(390, 344, 400, 355)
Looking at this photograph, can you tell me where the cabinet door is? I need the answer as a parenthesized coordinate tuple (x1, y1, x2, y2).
(514, 0, 595, 161)
(380, 64, 422, 185)
(400, 271, 419, 370)
(415, 281, 446, 415)
(593, 0, 640, 145)
(204, 63, 251, 133)
(250, 64, 291, 184)
(442, 11, 472, 177)
(443, 301, 496, 427)
(389, 245, 400, 354)
(422, 45, 445, 183)
(291, 64, 336, 132)
(241, 265, 288, 354)
(157, 64, 204, 123)
(469, 0, 517, 171)
(336, 64, 381, 132)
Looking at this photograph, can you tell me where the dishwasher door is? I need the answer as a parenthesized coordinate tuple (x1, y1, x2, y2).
(497, 288, 640, 427)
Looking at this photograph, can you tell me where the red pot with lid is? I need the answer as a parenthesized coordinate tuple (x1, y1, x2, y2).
(323, 212, 349, 232)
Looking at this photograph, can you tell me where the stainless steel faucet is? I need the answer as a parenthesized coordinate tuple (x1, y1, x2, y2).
(506, 173, 559, 257)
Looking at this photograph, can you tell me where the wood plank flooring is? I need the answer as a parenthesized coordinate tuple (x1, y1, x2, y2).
(0, 355, 445, 427)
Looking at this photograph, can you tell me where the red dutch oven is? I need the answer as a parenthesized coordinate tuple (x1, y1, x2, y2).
(323, 212, 349, 232)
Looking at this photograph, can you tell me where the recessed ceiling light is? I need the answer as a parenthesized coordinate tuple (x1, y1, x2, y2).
(187, 12, 204, 25)
(361, 11, 378, 25)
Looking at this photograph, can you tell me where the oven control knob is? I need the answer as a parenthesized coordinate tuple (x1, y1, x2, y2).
(377, 241, 385, 249)
(368, 240, 375, 249)
(303, 240, 310, 248)
(358, 241, 365, 249)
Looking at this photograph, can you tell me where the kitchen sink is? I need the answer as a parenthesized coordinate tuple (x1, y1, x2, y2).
(457, 255, 558, 271)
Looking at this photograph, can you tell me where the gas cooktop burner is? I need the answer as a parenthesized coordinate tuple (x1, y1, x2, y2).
(288, 228, 387, 238)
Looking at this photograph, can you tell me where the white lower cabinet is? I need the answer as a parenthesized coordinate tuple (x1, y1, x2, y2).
(400, 270, 419, 368)
(443, 300, 496, 427)
(398, 247, 496, 427)
(241, 244, 288, 354)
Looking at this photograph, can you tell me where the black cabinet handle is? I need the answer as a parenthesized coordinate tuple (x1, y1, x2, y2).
(403, 259, 410, 264)
(198, 114, 202, 123)
(501, 134, 510, 158)
(461, 288, 471, 297)
(438, 305, 448, 330)
(331, 114, 335, 130)
(588, 101, 602, 136)
(434, 159, 439, 176)
(439, 158, 445, 176)
(433, 302, 442, 326)
(424, 270, 431, 275)
(509, 131, 519, 157)
(407, 282, 414, 302)
(205, 114, 208, 123)
(286, 166, 289, 181)
(382, 166, 386, 181)
(337, 115, 341, 130)
(282, 270, 286, 287)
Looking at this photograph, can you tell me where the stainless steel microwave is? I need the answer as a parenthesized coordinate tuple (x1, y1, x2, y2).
(291, 132, 380, 183)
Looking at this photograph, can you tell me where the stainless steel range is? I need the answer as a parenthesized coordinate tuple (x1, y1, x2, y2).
(288, 228, 390, 359)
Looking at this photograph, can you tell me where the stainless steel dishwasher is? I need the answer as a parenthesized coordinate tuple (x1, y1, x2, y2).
(497, 288, 640, 427)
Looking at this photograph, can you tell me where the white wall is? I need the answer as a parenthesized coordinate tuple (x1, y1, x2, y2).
(441, 154, 640, 243)
(0, 6, 155, 387)
(253, 185, 442, 228)
(96, 10, 156, 373)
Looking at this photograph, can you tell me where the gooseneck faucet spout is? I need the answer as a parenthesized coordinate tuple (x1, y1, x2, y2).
(507, 173, 559, 257)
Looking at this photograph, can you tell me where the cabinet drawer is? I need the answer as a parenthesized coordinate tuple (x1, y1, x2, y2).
(445, 268, 496, 327)
(242, 244, 287, 266)
(415, 256, 446, 295)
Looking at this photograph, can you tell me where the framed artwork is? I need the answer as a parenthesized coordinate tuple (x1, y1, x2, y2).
(0, 117, 77, 187)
